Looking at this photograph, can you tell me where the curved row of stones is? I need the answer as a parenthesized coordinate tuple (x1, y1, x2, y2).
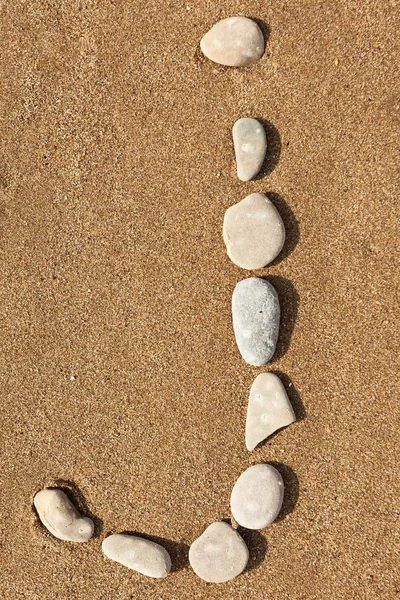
(33, 17, 297, 584)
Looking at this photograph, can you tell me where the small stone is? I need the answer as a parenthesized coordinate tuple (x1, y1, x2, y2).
(33, 488, 94, 542)
(232, 119, 267, 181)
(223, 193, 285, 270)
(189, 521, 249, 583)
(246, 373, 296, 451)
(232, 277, 280, 366)
(102, 534, 171, 578)
(231, 464, 284, 529)
(200, 17, 265, 67)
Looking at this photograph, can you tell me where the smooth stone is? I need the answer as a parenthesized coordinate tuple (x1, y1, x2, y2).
(33, 488, 94, 542)
(223, 193, 285, 270)
(102, 534, 171, 578)
(200, 17, 265, 67)
(246, 373, 296, 451)
(189, 521, 249, 583)
(231, 464, 284, 529)
(232, 277, 280, 366)
(232, 119, 267, 181)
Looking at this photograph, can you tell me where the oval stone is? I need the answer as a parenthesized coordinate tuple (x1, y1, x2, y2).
(232, 277, 280, 366)
(200, 17, 265, 67)
(246, 373, 296, 451)
(102, 534, 171, 578)
(232, 118, 267, 181)
(189, 521, 249, 583)
(231, 464, 284, 529)
(223, 193, 285, 270)
(33, 488, 94, 542)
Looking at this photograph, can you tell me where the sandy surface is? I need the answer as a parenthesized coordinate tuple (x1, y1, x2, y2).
(0, 1, 399, 599)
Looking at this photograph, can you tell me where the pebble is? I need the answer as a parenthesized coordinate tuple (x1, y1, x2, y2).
(232, 118, 267, 181)
(246, 373, 296, 451)
(230, 464, 284, 529)
(102, 533, 171, 578)
(200, 17, 265, 67)
(223, 193, 285, 270)
(33, 488, 94, 542)
(189, 521, 249, 583)
(232, 277, 280, 366)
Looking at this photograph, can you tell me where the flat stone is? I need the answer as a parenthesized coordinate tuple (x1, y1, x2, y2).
(232, 277, 280, 366)
(33, 488, 94, 542)
(232, 119, 267, 181)
(231, 464, 284, 529)
(246, 373, 296, 451)
(189, 521, 249, 583)
(200, 17, 265, 67)
(223, 193, 285, 270)
(102, 534, 171, 578)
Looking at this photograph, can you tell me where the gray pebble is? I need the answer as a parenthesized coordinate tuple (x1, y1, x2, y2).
(232, 118, 267, 181)
(231, 464, 284, 529)
(200, 17, 265, 67)
(232, 277, 280, 366)
(223, 193, 285, 270)
(102, 533, 171, 578)
(189, 521, 249, 583)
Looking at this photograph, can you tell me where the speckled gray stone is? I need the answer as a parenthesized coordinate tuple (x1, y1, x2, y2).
(232, 118, 267, 181)
(200, 17, 265, 67)
(189, 521, 249, 583)
(231, 464, 284, 529)
(102, 534, 171, 578)
(232, 277, 280, 366)
(33, 488, 94, 542)
(246, 373, 296, 451)
(223, 193, 285, 270)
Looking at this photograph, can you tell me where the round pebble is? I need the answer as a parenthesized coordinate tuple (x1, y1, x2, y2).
(232, 118, 267, 181)
(189, 521, 249, 583)
(33, 488, 94, 542)
(200, 17, 265, 67)
(102, 533, 171, 578)
(223, 193, 285, 270)
(246, 373, 296, 451)
(231, 464, 284, 529)
(232, 277, 280, 366)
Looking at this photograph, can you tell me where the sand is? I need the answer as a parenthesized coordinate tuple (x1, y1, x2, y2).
(0, 1, 398, 599)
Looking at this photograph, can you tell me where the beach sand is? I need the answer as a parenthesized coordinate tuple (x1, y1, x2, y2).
(0, 1, 398, 599)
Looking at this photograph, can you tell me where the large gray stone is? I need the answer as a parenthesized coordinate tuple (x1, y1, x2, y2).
(232, 118, 267, 181)
(34, 488, 94, 542)
(232, 278, 280, 366)
(189, 521, 249, 583)
(200, 17, 265, 67)
(246, 373, 296, 451)
(102, 533, 171, 578)
(231, 464, 284, 529)
(223, 193, 285, 270)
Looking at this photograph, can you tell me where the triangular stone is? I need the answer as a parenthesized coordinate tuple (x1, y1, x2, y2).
(245, 373, 296, 451)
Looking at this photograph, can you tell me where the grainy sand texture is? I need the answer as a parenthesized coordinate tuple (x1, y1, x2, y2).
(0, 1, 399, 599)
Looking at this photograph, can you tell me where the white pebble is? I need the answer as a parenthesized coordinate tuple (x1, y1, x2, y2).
(232, 118, 267, 181)
(102, 533, 171, 578)
(246, 373, 296, 451)
(34, 488, 94, 542)
(189, 521, 249, 583)
(231, 464, 284, 529)
(200, 17, 265, 67)
(223, 193, 285, 270)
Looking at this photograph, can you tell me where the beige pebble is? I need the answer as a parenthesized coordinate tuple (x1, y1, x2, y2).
(223, 193, 285, 270)
(102, 533, 171, 578)
(232, 118, 267, 181)
(246, 372, 296, 451)
(34, 488, 94, 542)
(200, 17, 265, 67)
